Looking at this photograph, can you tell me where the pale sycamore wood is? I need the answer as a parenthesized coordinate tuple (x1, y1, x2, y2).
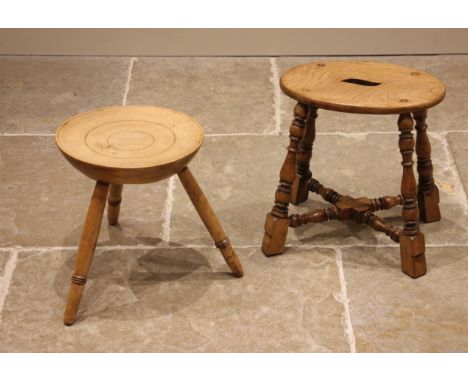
(108, 184, 123, 225)
(58, 106, 244, 325)
(280, 61, 446, 114)
(64, 181, 109, 325)
(56, 106, 204, 184)
(178, 167, 244, 277)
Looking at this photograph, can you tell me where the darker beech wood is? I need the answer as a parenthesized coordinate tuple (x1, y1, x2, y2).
(262, 102, 307, 256)
(262, 109, 434, 278)
(294, 179, 402, 242)
(398, 113, 427, 278)
(291, 106, 318, 205)
(413, 110, 441, 223)
(264, 61, 444, 280)
(362, 212, 402, 242)
(289, 206, 340, 227)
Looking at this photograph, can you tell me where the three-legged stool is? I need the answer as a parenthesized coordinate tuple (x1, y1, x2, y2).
(56, 105, 244, 325)
(262, 61, 446, 278)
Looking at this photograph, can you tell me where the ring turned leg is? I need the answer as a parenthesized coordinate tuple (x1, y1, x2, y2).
(398, 114, 427, 278)
(177, 167, 244, 277)
(262, 102, 308, 256)
(291, 106, 318, 205)
(413, 110, 441, 223)
(64, 181, 109, 325)
(108, 184, 123, 225)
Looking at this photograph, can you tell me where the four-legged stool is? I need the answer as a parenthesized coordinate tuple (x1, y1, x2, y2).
(56, 105, 244, 325)
(262, 61, 446, 278)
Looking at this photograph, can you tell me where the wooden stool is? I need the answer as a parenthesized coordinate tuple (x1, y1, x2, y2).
(56, 105, 244, 325)
(262, 61, 446, 278)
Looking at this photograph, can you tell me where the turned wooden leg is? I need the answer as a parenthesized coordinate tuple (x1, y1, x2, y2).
(107, 184, 123, 225)
(177, 168, 244, 277)
(398, 114, 427, 278)
(413, 110, 441, 223)
(262, 102, 308, 256)
(291, 106, 318, 205)
(64, 181, 109, 325)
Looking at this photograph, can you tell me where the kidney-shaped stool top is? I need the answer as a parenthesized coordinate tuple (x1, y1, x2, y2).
(56, 105, 204, 184)
(280, 61, 446, 114)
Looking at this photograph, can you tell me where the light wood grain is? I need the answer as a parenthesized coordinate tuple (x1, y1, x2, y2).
(280, 61, 446, 114)
(58, 107, 244, 325)
(64, 181, 109, 325)
(56, 106, 204, 184)
(178, 167, 244, 277)
(107, 184, 123, 225)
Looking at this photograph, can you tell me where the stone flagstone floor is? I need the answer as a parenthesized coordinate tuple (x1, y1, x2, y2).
(0, 55, 467, 352)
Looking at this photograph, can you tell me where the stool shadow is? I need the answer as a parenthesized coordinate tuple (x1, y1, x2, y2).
(56, 234, 235, 323)
(60, 217, 166, 247)
(293, 213, 453, 245)
(294, 220, 382, 245)
(339, 249, 402, 272)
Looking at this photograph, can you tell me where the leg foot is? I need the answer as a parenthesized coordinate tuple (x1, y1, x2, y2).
(400, 232, 427, 278)
(107, 184, 123, 225)
(418, 186, 441, 223)
(64, 181, 109, 325)
(177, 168, 244, 277)
(291, 175, 310, 205)
(215, 238, 244, 278)
(261, 213, 289, 256)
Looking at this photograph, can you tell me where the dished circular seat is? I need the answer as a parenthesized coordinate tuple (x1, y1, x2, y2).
(56, 105, 204, 184)
(280, 61, 446, 114)
(56, 104, 243, 326)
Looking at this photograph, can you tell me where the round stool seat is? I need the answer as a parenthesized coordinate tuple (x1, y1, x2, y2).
(280, 61, 446, 114)
(56, 106, 204, 184)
